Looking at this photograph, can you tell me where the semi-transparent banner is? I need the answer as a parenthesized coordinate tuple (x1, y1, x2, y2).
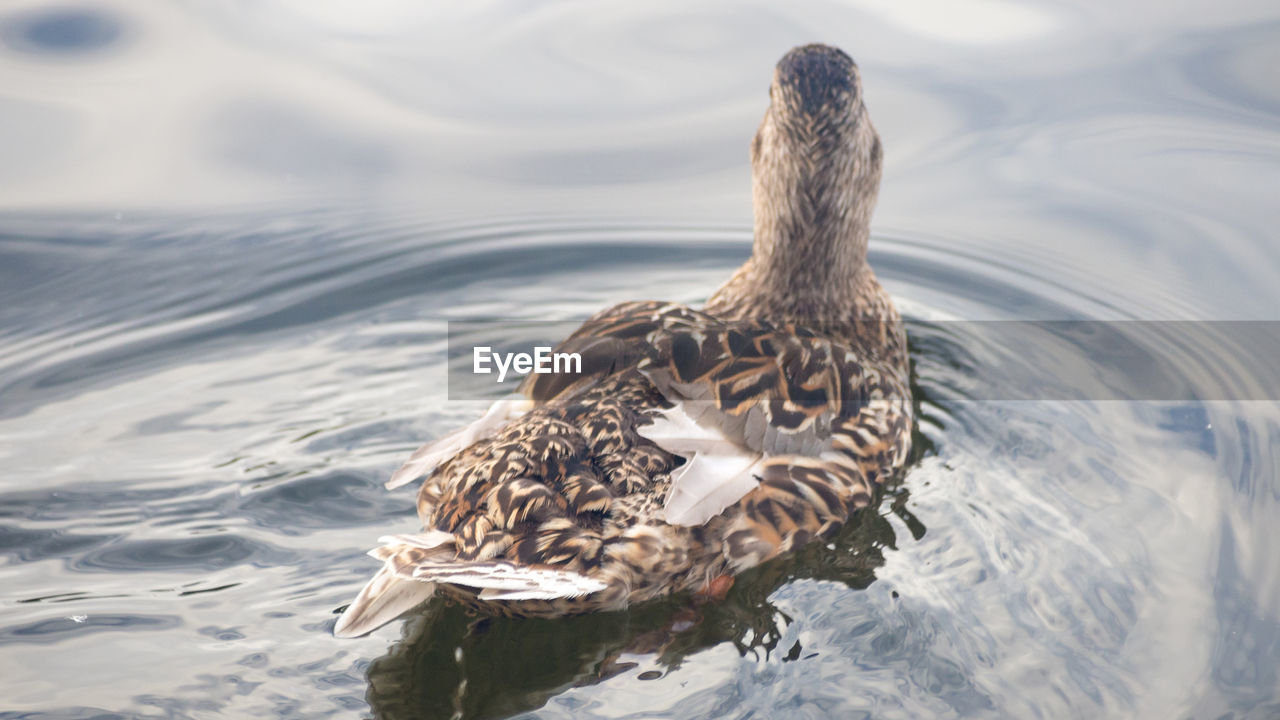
(446, 321, 1280, 401)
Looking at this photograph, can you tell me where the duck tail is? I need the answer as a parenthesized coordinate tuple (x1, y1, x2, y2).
(334, 565, 437, 638)
(333, 531, 454, 638)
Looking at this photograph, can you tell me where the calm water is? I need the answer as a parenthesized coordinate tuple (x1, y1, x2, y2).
(2, 2, 1279, 718)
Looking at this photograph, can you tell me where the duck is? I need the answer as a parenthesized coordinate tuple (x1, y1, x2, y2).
(334, 43, 912, 638)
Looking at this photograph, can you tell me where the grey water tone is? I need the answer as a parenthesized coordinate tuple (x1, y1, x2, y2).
(1, 1, 1278, 719)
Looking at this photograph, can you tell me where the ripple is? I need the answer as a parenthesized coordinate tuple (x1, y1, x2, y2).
(0, 613, 181, 645)
(73, 535, 296, 573)
(1178, 21, 1280, 121)
(236, 472, 417, 534)
(0, 524, 118, 564)
(195, 3, 786, 129)
(0, 206, 1276, 717)
(0, 212, 742, 419)
(0, 210, 1179, 423)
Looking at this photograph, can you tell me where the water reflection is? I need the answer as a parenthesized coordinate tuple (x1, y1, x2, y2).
(365, 503, 900, 720)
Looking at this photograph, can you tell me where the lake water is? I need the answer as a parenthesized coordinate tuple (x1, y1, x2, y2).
(1, 1, 1278, 718)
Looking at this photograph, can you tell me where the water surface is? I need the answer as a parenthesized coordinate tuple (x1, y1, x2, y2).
(1, 1, 1278, 718)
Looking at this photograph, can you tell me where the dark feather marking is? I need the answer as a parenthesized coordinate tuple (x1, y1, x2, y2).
(767, 398, 810, 429)
(670, 333, 702, 383)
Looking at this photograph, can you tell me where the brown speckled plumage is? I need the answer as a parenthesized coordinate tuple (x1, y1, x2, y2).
(334, 44, 913, 637)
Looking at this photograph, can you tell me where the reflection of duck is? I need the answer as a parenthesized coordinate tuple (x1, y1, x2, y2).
(335, 43, 913, 638)
(365, 511, 900, 720)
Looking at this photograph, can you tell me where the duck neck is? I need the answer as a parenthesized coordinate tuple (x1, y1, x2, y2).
(706, 191, 873, 324)
(752, 200, 869, 299)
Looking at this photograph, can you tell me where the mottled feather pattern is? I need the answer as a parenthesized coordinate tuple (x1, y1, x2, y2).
(335, 44, 915, 636)
(411, 301, 910, 614)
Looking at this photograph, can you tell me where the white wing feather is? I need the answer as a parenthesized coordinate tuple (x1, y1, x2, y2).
(662, 451, 763, 526)
(639, 403, 763, 526)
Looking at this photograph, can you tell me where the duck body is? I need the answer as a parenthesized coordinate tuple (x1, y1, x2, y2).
(335, 44, 912, 637)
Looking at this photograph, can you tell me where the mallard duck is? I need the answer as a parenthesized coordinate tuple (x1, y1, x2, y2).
(334, 43, 911, 638)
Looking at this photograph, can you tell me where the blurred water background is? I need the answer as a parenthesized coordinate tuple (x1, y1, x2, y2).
(1, 1, 1278, 718)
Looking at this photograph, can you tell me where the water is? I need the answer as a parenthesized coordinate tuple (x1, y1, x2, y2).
(2, 1, 1279, 718)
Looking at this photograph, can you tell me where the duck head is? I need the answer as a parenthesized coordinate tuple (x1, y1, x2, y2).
(709, 44, 884, 321)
